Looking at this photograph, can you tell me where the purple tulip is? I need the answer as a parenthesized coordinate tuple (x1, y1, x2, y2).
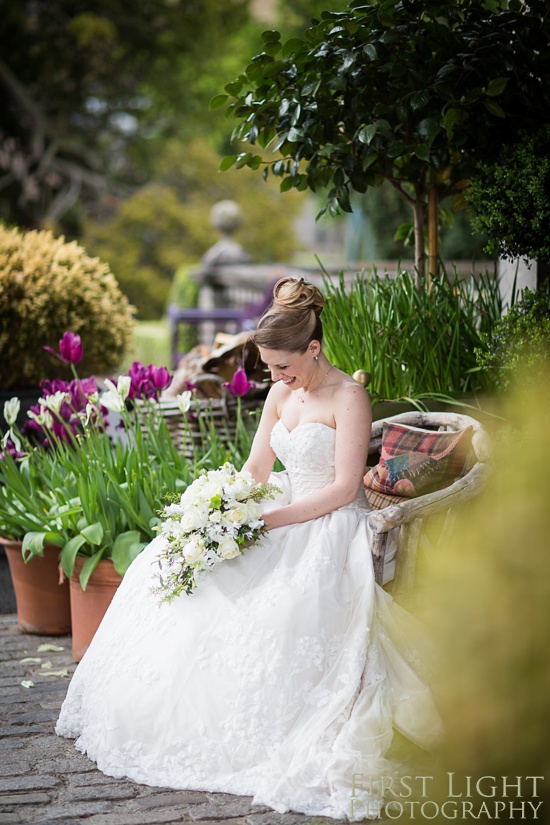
(0, 440, 25, 462)
(126, 361, 172, 400)
(43, 331, 83, 364)
(223, 366, 255, 398)
(25, 375, 102, 444)
(151, 365, 171, 392)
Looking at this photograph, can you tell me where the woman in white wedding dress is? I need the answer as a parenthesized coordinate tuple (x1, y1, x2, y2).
(56, 277, 442, 820)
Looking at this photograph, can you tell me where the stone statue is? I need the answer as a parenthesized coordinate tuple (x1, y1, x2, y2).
(201, 200, 253, 267)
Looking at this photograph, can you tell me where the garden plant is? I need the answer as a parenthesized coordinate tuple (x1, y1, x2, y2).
(321, 269, 502, 405)
(0, 333, 259, 589)
(0, 224, 135, 390)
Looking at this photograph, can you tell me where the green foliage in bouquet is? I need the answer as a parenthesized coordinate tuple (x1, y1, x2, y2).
(475, 286, 550, 394)
(0, 224, 136, 390)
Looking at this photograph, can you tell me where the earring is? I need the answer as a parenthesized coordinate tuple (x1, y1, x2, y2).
(314, 355, 319, 361)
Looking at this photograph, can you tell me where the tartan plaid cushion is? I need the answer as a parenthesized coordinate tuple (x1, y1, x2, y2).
(364, 487, 409, 510)
(364, 422, 474, 508)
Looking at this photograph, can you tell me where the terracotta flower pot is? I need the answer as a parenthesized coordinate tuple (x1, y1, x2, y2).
(69, 557, 123, 662)
(2, 538, 71, 635)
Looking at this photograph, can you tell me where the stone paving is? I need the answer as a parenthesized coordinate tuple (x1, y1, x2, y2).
(0, 615, 345, 825)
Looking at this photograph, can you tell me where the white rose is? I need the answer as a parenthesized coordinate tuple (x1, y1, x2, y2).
(230, 476, 254, 501)
(186, 505, 209, 530)
(247, 500, 264, 520)
(218, 536, 240, 560)
(224, 504, 248, 526)
(183, 538, 206, 564)
(209, 509, 223, 523)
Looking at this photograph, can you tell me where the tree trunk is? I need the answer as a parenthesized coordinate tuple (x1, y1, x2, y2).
(427, 180, 439, 279)
(412, 194, 426, 287)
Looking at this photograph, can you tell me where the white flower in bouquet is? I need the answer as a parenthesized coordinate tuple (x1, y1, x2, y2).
(152, 463, 280, 603)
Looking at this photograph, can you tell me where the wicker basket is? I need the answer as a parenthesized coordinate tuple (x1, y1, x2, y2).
(134, 388, 265, 462)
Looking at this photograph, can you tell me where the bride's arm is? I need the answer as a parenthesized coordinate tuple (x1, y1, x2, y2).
(241, 383, 281, 484)
(262, 383, 371, 530)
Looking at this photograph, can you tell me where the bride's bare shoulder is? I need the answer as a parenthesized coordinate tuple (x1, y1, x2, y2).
(266, 379, 291, 412)
(332, 371, 371, 413)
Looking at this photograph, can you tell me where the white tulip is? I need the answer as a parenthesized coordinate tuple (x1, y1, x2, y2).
(3, 397, 20, 427)
(176, 391, 192, 413)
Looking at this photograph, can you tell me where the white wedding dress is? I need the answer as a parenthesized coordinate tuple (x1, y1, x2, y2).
(56, 421, 442, 820)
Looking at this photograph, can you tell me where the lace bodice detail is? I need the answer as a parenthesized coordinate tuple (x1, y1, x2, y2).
(270, 419, 368, 510)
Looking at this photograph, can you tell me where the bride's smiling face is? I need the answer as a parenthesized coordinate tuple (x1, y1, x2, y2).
(259, 344, 320, 391)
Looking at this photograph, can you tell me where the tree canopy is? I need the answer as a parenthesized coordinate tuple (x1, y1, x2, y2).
(219, 0, 550, 277)
(0, 0, 249, 230)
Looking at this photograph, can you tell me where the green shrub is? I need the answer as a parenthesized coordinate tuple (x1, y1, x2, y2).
(475, 286, 550, 393)
(0, 225, 136, 389)
(467, 126, 550, 263)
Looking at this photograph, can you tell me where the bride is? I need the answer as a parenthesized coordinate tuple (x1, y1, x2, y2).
(56, 277, 442, 821)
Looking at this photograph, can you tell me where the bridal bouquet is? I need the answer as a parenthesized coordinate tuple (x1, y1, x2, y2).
(153, 463, 279, 602)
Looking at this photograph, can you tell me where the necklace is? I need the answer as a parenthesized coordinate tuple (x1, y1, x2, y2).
(298, 364, 333, 404)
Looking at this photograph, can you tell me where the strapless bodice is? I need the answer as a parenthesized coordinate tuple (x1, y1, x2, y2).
(270, 419, 368, 509)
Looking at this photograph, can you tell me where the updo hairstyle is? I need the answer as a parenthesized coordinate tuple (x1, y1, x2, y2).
(251, 277, 325, 353)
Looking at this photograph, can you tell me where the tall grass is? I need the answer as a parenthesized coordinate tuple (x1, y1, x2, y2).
(322, 268, 502, 403)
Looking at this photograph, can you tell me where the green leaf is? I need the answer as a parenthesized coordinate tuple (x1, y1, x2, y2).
(22, 532, 46, 560)
(111, 530, 144, 576)
(443, 107, 463, 140)
(362, 150, 378, 170)
(78, 551, 105, 591)
(418, 117, 440, 144)
(209, 94, 229, 111)
(261, 29, 281, 43)
(224, 80, 243, 96)
(282, 38, 305, 58)
(374, 118, 392, 134)
(219, 155, 237, 172)
(394, 222, 412, 240)
(81, 522, 104, 546)
(280, 176, 294, 192)
(411, 90, 429, 111)
(363, 43, 377, 61)
(337, 189, 353, 213)
(287, 127, 304, 142)
(387, 140, 406, 158)
(234, 152, 253, 169)
(264, 41, 282, 57)
(263, 60, 285, 78)
(414, 143, 430, 162)
(486, 77, 509, 97)
(22, 531, 63, 561)
(484, 99, 505, 118)
(358, 124, 378, 145)
(60, 534, 87, 579)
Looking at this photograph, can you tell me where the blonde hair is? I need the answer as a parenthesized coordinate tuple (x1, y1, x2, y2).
(251, 277, 325, 353)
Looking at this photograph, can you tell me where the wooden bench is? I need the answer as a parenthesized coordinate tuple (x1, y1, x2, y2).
(366, 411, 491, 591)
